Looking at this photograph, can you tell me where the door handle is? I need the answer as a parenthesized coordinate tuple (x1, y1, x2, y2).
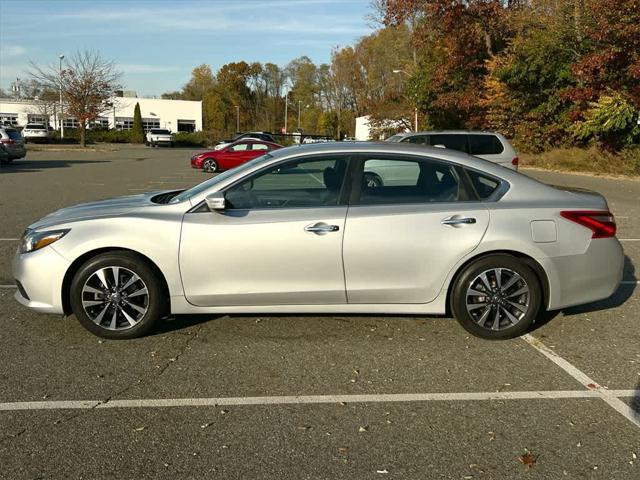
(441, 216, 476, 226)
(304, 223, 340, 234)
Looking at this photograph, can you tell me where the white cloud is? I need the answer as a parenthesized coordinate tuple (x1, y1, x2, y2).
(117, 64, 180, 74)
(0, 45, 26, 57)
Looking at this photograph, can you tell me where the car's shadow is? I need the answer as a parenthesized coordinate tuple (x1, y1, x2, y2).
(0, 159, 108, 173)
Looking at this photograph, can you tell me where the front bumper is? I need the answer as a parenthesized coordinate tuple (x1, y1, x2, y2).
(12, 245, 71, 314)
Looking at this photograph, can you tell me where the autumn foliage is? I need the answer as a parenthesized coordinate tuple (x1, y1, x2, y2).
(382, 0, 640, 151)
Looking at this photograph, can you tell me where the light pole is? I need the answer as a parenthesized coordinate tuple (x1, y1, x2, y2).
(392, 69, 418, 132)
(59, 54, 65, 139)
(283, 90, 289, 134)
(235, 105, 240, 132)
(297, 100, 302, 131)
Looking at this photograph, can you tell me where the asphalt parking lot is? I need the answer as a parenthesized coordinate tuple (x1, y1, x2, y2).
(0, 145, 638, 479)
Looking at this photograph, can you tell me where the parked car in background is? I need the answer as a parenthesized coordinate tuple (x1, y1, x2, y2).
(214, 131, 276, 150)
(386, 131, 519, 170)
(191, 139, 283, 173)
(13, 142, 622, 340)
(0, 126, 26, 163)
(145, 129, 174, 147)
(22, 123, 51, 143)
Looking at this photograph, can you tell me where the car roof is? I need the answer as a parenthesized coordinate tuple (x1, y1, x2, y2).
(392, 130, 506, 138)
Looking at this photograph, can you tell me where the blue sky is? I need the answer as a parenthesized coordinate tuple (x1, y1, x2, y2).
(0, 0, 374, 96)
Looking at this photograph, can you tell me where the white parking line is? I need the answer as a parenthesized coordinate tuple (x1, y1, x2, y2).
(620, 239, 640, 242)
(0, 238, 18, 241)
(522, 334, 640, 428)
(0, 285, 16, 289)
(1, 389, 637, 412)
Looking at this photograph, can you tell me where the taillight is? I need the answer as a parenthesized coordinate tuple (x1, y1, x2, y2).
(511, 157, 519, 167)
(0, 139, 14, 144)
(560, 210, 616, 239)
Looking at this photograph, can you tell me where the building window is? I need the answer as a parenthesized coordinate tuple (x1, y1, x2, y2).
(0, 113, 18, 126)
(63, 117, 79, 129)
(177, 119, 196, 133)
(28, 115, 49, 125)
(89, 117, 109, 129)
(115, 117, 134, 130)
(142, 118, 160, 131)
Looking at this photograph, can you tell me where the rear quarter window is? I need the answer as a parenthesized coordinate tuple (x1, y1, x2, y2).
(6, 130, 22, 140)
(465, 169, 501, 199)
(468, 134, 504, 155)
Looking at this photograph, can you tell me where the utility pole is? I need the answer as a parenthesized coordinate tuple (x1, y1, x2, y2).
(59, 54, 65, 139)
(235, 105, 240, 132)
(297, 100, 302, 130)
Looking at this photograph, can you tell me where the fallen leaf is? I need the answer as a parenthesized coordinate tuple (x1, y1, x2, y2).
(518, 453, 537, 470)
(297, 425, 312, 431)
(358, 426, 369, 432)
(200, 423, 212, 429)
(338, 446, 349, 452)
(220, 409, 229, 415)
(586, 383, 598, 390)
(376, 469, 389, 474)
(134, 426, 145, 432)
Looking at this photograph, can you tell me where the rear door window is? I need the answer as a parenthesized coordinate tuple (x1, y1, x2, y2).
(405, 135, 428, 145)
(359, 157, 461, 205)
(468, 135, 504, 155)
(429, 134, 469, 153)
(6, 129, 22, 140)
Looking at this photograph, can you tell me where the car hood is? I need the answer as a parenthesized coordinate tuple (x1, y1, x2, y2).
(29, 191, 165, 230)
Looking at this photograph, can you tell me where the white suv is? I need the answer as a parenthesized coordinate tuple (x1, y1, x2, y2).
(22, 123, 51, 143)
(386, 131, 519, 170)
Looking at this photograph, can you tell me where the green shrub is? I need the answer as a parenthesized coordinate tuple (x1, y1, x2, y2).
(173, 131, 212, 147)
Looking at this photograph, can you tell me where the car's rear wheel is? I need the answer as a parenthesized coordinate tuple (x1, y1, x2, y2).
(203, 159, 218, 173)
(451, 255, 541, 340)
(70, 252, 165, 339)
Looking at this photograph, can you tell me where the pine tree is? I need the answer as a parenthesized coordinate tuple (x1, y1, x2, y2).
(132, 102, 144, 143)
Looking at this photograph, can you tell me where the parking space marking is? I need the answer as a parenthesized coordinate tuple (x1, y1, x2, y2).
(620, 239, 640, 242)
(0, 238, 18, 241)
(0, 285, 16, 289)
(1, 390, 638, 412)
(522, 334, 640, 428)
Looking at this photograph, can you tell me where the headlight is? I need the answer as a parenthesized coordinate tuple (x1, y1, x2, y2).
(20, 229, 70, 254)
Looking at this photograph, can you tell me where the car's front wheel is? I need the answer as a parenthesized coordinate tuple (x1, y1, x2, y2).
(451, 255, 541, 340)
(70, 252, 165, 339)
(203, 159, 218, 173)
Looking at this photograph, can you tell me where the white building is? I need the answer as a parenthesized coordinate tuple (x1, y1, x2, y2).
(355, 115, 410, 141)
(0, 95, 202, 133)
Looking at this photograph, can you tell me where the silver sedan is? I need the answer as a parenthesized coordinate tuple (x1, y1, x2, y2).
(13, 143, 623, 339)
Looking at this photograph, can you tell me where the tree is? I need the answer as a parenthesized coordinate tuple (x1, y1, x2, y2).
(131, 102, 144, 143)
(29, 50, 122, 147)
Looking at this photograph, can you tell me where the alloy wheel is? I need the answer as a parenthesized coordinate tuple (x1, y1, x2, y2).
(81, 266, 149, 331)
(465, 268, 530, 331)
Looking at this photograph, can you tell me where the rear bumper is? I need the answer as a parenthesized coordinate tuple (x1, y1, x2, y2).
(543, 238, 624, 310)
(12, 245, 70, 314)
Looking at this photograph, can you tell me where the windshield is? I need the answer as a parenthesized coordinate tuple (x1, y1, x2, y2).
(170, 153, 273, 204)
(386, 135, 404, 142)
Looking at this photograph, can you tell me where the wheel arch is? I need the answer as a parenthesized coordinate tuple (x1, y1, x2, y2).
(61, 247, 171, 315)
(445, 250, 550, 316)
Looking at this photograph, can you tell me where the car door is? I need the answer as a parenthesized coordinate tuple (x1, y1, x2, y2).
(343, 154, 490, 304)
(179, 155, 352, 307)
(220, 142, 252, 169)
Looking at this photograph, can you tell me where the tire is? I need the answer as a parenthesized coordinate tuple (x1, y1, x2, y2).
(69, 252, 166, 339)
(203, 158, 218, 173)
(363, 171, 384, 188)
(450, 254, 541, 340)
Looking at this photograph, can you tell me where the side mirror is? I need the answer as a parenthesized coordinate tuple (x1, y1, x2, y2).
(205, 192, 226, 211)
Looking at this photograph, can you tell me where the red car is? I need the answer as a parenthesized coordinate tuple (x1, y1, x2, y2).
(191, 140, 283, 173)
